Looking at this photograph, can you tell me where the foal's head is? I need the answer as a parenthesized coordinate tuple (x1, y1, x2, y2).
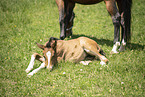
(36, 40, 57, 70)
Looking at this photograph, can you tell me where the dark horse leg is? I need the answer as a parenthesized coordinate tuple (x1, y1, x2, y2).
(116, 0, 132, 51)
(56, 0, 75, 40)
(65, 12, 75, 38)
(106, 0, 132, 53)
(105, 0, 121, 53)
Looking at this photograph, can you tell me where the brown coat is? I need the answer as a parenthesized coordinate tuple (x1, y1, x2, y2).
(55, 37, 102, 63)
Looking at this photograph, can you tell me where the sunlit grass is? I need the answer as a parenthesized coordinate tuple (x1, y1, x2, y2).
(0, 0, 144, 96)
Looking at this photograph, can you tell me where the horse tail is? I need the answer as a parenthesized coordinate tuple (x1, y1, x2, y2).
(123, 0, 132, 42)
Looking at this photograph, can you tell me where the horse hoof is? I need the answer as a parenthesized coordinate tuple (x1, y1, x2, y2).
(119, 48, 125, 52)
(47, 67, 53, 72)
(25, 68, 32, 73)
(27, 72, 34, 77)
(27, 74, 33, 78)
(60, 35, 65, 40)
(119, 45, 126, 52)
(80, 61, 91, 65)
(100, 61, 106, 66)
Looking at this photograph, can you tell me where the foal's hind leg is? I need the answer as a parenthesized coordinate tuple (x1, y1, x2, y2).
(105, 0, 121, 54)
(84, 47, 109, 65)
(25, 53, 45, 73)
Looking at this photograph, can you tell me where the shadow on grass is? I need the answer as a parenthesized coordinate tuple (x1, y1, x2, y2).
(71, 34, 113, 47)
(71, 34, 145, 51)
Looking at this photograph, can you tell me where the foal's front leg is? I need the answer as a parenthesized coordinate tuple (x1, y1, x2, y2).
(27, 62, 45, 77)
(25, 53, 45, 73)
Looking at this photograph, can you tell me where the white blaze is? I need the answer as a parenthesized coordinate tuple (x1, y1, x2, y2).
(46, 51, 51, 69)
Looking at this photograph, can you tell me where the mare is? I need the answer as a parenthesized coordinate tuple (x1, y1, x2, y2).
(55, 0, 132, 53)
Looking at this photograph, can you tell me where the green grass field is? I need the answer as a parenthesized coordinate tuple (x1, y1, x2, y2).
(0, 0, 144, 96)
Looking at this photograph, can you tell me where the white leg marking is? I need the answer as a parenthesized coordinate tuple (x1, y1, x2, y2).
(46, 51, 51, 69)
(100, 61, 106, 66)
(27, 62, 45, 77)
(80, 61, 92, 65)
(84, 48, 90, 53)
(119, 39, 126, 52)
(111, 42, 120, 54)
(25, 55, 35, 73)
(84, 48, 96, 56)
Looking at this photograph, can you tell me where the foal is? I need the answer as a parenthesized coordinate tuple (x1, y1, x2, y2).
(26, 37, 109, 77)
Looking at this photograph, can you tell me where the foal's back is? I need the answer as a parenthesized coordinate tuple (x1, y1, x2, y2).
(56, 38, 87, 63)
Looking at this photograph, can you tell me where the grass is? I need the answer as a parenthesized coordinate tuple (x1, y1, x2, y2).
(0, 0, 144, 96)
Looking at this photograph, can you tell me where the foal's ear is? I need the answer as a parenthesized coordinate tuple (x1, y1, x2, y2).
(36, 43, 45, 50)
(46, 37, 59, 48)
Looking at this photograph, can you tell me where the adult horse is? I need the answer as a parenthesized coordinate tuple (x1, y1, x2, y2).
(55, 0, 132, 53)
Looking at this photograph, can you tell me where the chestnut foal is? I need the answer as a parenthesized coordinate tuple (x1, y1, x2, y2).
(26, 37, 109, 77)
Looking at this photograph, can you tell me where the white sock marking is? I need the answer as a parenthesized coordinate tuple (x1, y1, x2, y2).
(100, 61, 106, 65)
(111, 42, 120, 54)
(25, 55, 35, 73)
(27, 62, 45, 77)
(80, 61, 92, 65)
(84, 48, 90, 53)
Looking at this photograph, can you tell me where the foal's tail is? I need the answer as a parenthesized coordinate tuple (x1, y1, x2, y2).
(122, 0, 132, 42)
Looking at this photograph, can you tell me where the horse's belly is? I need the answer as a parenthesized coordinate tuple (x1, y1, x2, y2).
(72, 0, 103, 5)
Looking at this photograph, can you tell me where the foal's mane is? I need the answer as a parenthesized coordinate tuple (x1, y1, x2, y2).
(46, 37, 60, 48)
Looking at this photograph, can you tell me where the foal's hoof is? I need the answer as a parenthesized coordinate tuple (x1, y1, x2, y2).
(80, 61, 92, 65)
(100, 61, 106, 66)
(25, 69, 31, 73)
(27, 73, 33, 78)
(47, 67, 53, 72)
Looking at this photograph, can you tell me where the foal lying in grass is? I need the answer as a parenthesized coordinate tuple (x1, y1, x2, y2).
(26, 37, 109, 77)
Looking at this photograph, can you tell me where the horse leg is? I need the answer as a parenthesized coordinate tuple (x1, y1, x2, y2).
(117, 0, 132, 51)
(25, 53, 45, 73)
(65, 1, 75, 37)
(56, 0, 66, 40)
(84, 47, 109, 65)
(56, 0, 75, 40)
(116, 0, 127, 52)
(104, 0, 121, 54)
(66, 12, 75, 38)
(118, 12, 126, 51)
(79, 37, 108, 65)
(27, 63, 45, 77)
